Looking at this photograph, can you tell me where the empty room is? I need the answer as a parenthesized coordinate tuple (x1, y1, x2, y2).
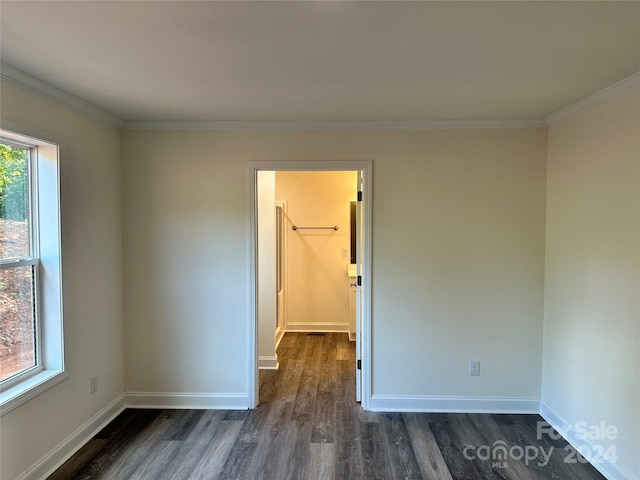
(0, 1, 638, 480)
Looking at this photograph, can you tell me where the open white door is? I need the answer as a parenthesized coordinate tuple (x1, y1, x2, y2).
(355, 170, 364, 402)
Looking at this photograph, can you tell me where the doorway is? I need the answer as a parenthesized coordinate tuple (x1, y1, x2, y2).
(249, 161, 372, 410)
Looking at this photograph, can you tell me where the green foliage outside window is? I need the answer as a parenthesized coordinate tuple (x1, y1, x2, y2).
(0, 144, 28, 221)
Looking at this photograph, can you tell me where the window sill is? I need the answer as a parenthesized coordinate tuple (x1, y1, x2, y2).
(0, 369, 68, 416)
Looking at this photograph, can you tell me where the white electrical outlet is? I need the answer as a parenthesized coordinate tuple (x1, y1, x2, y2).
(342, 248, 348, 258)
(469, 360, 480, 376)
(90, 376, 98, 394)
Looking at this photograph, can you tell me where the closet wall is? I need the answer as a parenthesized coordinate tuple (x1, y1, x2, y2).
(276, 171, 357, 332)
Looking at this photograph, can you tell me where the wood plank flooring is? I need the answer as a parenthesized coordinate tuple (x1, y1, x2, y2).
(47, 332, 605, 479)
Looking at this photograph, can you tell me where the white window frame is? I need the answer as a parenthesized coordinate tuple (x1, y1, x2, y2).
(0, 124, 66, 415)
(0, 141, 41, 385)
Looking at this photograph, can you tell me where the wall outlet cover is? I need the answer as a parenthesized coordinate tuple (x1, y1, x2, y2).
(469, 360, 480, 376)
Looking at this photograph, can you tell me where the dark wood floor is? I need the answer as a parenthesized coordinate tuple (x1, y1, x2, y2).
(48, 332, 605, 479)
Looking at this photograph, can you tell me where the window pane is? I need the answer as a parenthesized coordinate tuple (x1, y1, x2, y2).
(0, 144, 30, 259)
(0, 265, 36, 381)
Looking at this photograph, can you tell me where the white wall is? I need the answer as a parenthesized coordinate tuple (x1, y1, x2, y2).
(121, 128, 548, 409)
(542, 89, 640, 480)
(0, 81, 124, 480)
(122, 131, 250, 399)
(276, 171, 357, 333)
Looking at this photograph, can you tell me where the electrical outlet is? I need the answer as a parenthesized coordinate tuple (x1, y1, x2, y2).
(469, 360, 480, 376)
(90, 376, 98, 394)
(342, 248, 348, 258)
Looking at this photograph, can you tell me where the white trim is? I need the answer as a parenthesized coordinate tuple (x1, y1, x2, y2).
(249, 160, 373, 410)
(0, 63, 122, 129)
(125, 392, 249, 410)
(359, 165, 373, 410)
(0, 370, 68, 416)
(259, 355, 280, 370)
(539, 401, 637, 480)
(16, 394, 126, 480)
(122, 118, 546, 132)
(285, 323, 350, 333)
(275, 326, 285, 350)
(248, 166, 259, 408)
(0, 120, 65, 147)
(369, 394, 540, 414)
(545, 71, 640, 126)
(249, 160, 372, 172)
(0, 124, 66, 416)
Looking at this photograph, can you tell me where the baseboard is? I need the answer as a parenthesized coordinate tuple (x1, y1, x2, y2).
(539, 401, 637, 480)
(259, 355, 279, 370)
(348, 331, 356, 342)
(285, 323, 349, 333)
(369, 394, 540, 413)
(17, 394, 126, 480)
(125, 392, 249, 410)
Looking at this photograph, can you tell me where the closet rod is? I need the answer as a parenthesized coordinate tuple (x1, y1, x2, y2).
(292, 225, 339, 231)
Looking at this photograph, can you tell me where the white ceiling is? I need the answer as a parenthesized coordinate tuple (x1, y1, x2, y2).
(1, 1, 639, 123)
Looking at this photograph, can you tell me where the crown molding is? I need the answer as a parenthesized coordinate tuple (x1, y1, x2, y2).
(1, 62, 544, 133)
(122, 118, 546, 132)
(545, 70, 640, 127)
(5, 59, 636, 132)
(0, 63, 123, 129)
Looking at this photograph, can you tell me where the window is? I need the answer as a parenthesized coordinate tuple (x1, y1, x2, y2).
(0, 126, 64, 414)
(0, 143, 38, 382)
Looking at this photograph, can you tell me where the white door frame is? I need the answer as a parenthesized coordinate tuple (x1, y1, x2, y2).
(248, 160, 372, 410)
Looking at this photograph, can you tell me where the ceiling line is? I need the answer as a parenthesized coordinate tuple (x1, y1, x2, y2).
(121, 118, 547, 132)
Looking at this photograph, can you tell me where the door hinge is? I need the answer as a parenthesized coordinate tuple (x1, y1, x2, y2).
(357, 191, 363, 202)
(357, 275, 362, 286)
(357, 359, 361, 370)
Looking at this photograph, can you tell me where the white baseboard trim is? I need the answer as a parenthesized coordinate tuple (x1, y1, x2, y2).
(369, 394, 540, 413)
(125, 392, 249, 410)
(539, 401, 637, 480)
(348, 331, 356, 342)
(259, 355, 279, 370)
(17, 394, 126, 480)
(285, 323, 349, 333)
